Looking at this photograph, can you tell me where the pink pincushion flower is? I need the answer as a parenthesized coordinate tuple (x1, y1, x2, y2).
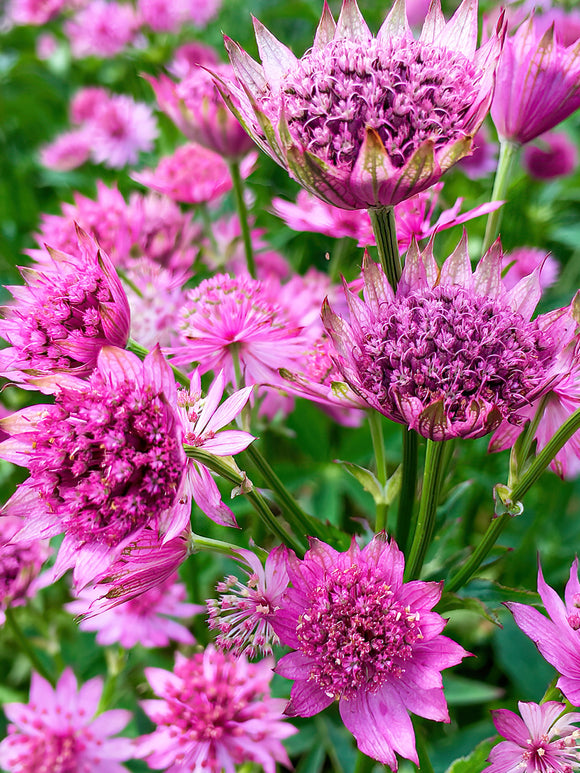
(0, 228, 130, 382)
(133, 143, 255, 205)
(89, 94, 158, 169)
(217, 0, 505, 210)
(323, 236, 574, 441)
(8, 0, 65, 25)
(507, 558, 580, 706)
(148, 66, 255, 160)
(66, 572, 202, 648)
(523, 131, 578, 179)
(208, 545, 289, 657)
(271, 535, 467, 768)
(491, 16, 580, 144)
(39, 128, 91, 171)
(65, 0, 139, 58)
(137, 646, 295, 773)
(502, 247, 560, 292)
(487, 701, 580, 773)
(0, 669, 134, 773)
(0, 517, 50, 626)
(0, 346, 188, 589)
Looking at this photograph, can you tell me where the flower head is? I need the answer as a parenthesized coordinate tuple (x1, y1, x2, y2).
(208, 545, 289, 657)
(323, 236, 571, 440)
(0, 228, 130, 382)
(65, 0, 139, 58)
(39, 129, 91, 171)
(137, 646, 296, 772)
(491, 16, 580, 144)
(88, 94, 158, 169)
(0, 517, 50, 626)
(523, 131, 578, 180)
(502, 246, 560, 292)
(0, 346, 188, 589)
(218, 0, 505, 209)
(271, 535, 467, 768)
(0, 669, 134, 773)
(507, 558, 580, 706)
(487, 701, 580, 773)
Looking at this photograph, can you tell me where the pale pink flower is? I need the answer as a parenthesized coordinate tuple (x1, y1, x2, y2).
(184, 0, 220, 28)
(8, 0, 65, 25)
(39, 128, 91, 171)
(70, 86, 110, 123)
(137, 0, 184, 32)
(0, 517, 50, 627)
(137, 646, 295, 772)
(507, 558, 580, 706)
(502, 247, 559, 292)
(179, 369, 255, 527)
(207, 545, 289, 657)
(133, 143, 255, 205)
(0, 228, 130, 381)
(66, 572, 202, 648)
(271, 535, 467, 768)
(523, 131, 578, 179)
(168, 42, 220, 79)
(487, 701, 580, 773)
(89, 94, 157, 169)
(217, 0, 506, 209)
(36, 33, 59, 60)
(457, 123, 499, 179)
(0, 669, 134, 773)
(0, 346, 188, 590)
(491, 16, 580, 144)
(65, 0, 139, 58)
(148, 65, 255, 159)
(323, 236, 575, 440)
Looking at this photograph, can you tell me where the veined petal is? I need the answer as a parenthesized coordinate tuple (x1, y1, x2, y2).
(378, 0, 411, 44)
(313, 1, 336, 50)
(253, 17, 298, 88)
(335, 0, 372, 42)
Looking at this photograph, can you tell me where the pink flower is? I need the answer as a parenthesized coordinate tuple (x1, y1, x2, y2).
(65, 0, 139, 58)
(502, 247, 559, 292)
(0, 346, 188, 589)
(184, 0, 220, 28)
(168, 42, 220, 79)
(133, 143, 255, 204)
(8, 0, 65, 25)
(137, 646, 295, 772)
(70, 86, 110, 124)
(218, 0, 505, 209)
(179, 369, 255, 527)
(523, 131, 578, 179)
(491, 16, 580, 144)
(39, 128, 91, 171)
(89, 94, 157, 169)
(323, 236, 575, 441)
(487, 701, 580, 773)
(271, 535, 467, 768)
(0, 517, 50, 626)
(0, 669, 134, 772)
(137, 0, 184, 32)
(66, 572, 202, 648)
(0, 228, 130, 381)
(208, 545, 289, 657)
(507, 558, 580, 706)
(148, 66, 255, 160)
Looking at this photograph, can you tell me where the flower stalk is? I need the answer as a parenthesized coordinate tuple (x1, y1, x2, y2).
(229, 159, 256, 279)
(4, 607, 55, 686)
(369, 205, 401, 290)
(397, 429, 419, 552)
(369, 411, 389, 532)
(482, 139, 520, 253)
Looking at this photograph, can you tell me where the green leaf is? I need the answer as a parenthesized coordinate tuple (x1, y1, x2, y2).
(334, 460, 384, 503)
(443, 675, 504, 706)
(438, 592, 501, 626)
(444, 737, 496, 773)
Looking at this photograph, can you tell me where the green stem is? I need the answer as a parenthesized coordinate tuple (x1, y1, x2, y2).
(243, 443, 328, 543)
(127, 338, 190, 388)
(509, 395, 549, 486)
(229, 160, 256, 279)
(368, 206, 401, 290)
(4, 607, 55, 686)
(405, 440, 448, 581)
(445, 513, 510, 593)
(190, 533, 245, 557)
(482, 139, 520, 253)
(98, 646, 126, 712)
(184, 446, 306, 555)
(397, 428, 419, 552)
(369, 412, 388, 532)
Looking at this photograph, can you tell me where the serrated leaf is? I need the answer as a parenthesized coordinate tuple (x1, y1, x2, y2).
(445, 737, 496, 773)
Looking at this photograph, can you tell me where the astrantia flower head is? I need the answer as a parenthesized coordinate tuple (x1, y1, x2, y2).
(0, 668, 133, 773)
(0, 228, 130, 382)
(323, 235, 572, 440)
(487, 700, 580, 773)
(217, 0, 506, 209)
(507, 558, 580, 706)
(208, 544, 289, 657)
(88, 94, 158, 169)
(0, 516, 50, 626)
(271, 534, 467, 768)
(65, 0, 139, 59)
(137, 646, 296, 772)
(0, 346, 188, 589)
(39, 128, 91, 171)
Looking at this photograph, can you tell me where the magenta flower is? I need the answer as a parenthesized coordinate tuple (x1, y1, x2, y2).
(0, 669, 134, 772)
(7, 0, 65, 25)
(217, 0, 505, 209)
(322, 236, 574, 440)
(179, 369, 255, 527)
(523, 131, 578, 180)
(456, 124, 499, 179)
(507, 558, 580, 705)
(66, 572, 202, 648)
(65, 0, 139, 58)
(271, 535, 467, 768)
(0, 228, 130, 382)
(502, 246, 560, 292)
(137, 646, 296, 772)
(208, 545, 289, 657)
(148, 65, 255, 160)
(487, 701, 580, 773)
(491, 16, 580, 144)
(88, 94, 158, 169)
(39, 128, 92, 171)
(0, 346, 188, 589)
